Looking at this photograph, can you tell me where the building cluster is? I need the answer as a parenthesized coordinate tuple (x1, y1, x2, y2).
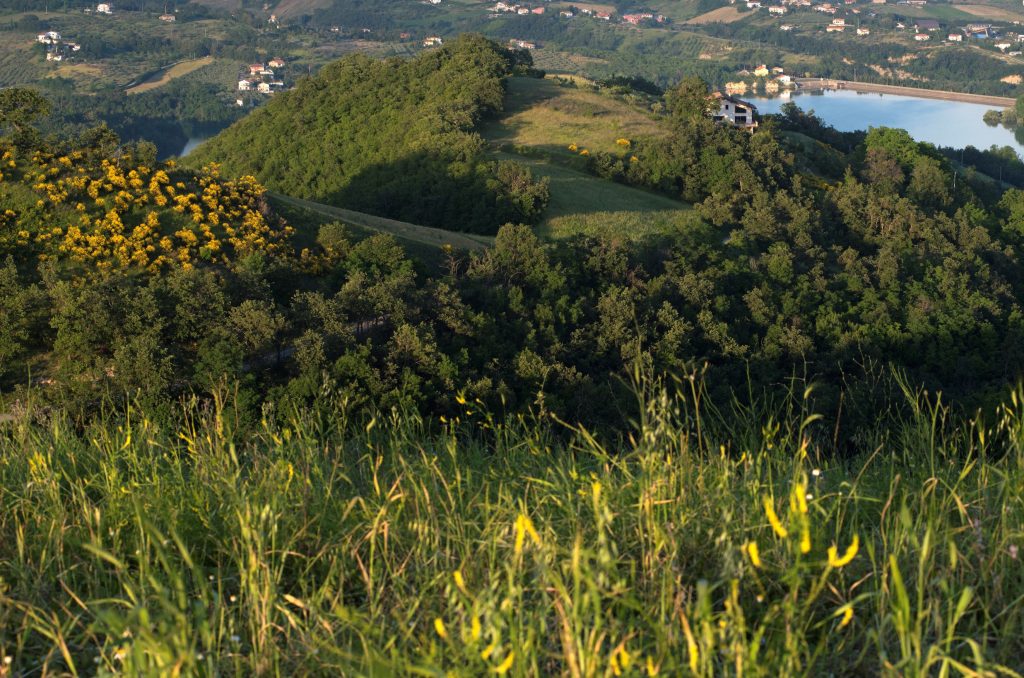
(490, 2, 548, 16)
(36, 31, 82, 62)
(726, 64, 794, 94)
(487, 2, 664, 24)
(83, 3, 113, 14)
(745, 0, 1023, 48)
(237, 58, 287, 96)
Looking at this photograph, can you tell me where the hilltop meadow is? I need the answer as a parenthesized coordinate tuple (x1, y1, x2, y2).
(3, 34, 1024, 675)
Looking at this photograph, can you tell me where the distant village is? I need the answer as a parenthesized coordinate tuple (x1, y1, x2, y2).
(237, 58, 288, 104)
(741, 0, 1022, 51)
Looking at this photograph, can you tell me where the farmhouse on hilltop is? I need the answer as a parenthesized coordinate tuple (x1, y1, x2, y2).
(711, 93, 758, 130)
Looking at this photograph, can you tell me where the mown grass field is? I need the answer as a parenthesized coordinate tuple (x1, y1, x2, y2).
(1, 376, 1023, 674)
(494, 152, 696, 241)
(684, 6, 748, 25)
(126, 56, 216, 94)
(482, 77, 691, 241)
(953, 3, 1024, 21)
(482, 77, 666, 156)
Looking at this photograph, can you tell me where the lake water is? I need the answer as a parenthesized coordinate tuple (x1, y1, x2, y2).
(747, 89, 1024, 157)
(179, 135, 209, 157)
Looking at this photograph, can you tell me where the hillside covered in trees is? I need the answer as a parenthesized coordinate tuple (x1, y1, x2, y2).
(5, 35, 1024, 674)
(188, 35, 550, 234)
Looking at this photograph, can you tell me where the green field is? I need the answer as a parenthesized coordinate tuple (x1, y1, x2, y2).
(481, 77, 667, 155)
(495, 152, 696, 241)
(482, 77, 693, 241)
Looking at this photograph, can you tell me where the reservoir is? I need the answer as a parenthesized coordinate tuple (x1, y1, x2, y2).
(747, 89, 1024, 157)
(179, 135, 209, 158)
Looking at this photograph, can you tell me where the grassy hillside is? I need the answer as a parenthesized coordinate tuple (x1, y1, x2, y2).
(1, 377, 1023, 674)
(482, 77, 694, 240)
(494, 152, 697, 241)
(480, 76, 667, 157)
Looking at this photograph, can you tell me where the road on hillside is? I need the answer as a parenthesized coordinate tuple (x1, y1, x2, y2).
(269, 193, 493, 252)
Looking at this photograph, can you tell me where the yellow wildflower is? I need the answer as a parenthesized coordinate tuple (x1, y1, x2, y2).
(493, 652, 515, 675)
(434, 617, 448, 640)
(514, 513, 541, 554)
(763, 497, 788, 539)
(835, 604, 854, 628)
(746, 540, 761, 568)
(800, 523, 811, 554)
(828, 535, 859, 568)
(471, 615, 482, 641)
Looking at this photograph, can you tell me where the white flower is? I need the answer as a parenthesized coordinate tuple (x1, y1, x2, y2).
(229, 595, 237, 603)
(3, 656, 13, 665)
(230, 635, 241, 644)
(806, 493, 813, 501)
(1010, 545, 1019, 560)
(197, 653, 205, 661)
(811, 469, 821, 478)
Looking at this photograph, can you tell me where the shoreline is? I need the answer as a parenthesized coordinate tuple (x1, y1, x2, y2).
(793, 78, 1015, 108)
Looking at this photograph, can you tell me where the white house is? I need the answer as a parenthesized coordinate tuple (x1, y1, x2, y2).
(268, 57, 285, 68)
(423, 36, 443, 46)
(46, 52, 63, 62)
(159, 13, 175, 21)
(711, 93, 758, 129)
(238, 79, 252, 91)
(257, 82, 272, 93)
(37, 31, 61, 44)
(914, 32, 930, 41)
(96, 3, 112, 14)
(857, 27, 871, 35)
(769, 6, 788, 14)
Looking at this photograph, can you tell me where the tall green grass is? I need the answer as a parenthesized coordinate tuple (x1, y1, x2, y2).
(1, 374, 1023, 675)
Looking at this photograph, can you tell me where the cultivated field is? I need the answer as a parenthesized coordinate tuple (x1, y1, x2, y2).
(953, 3, 1024, 21)
(684, 6, 748, 24)
(126, 56, 216, 94)
(273, 0, 334, 18)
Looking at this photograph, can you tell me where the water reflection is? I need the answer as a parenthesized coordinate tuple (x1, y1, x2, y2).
(748, 89, 1024, 157)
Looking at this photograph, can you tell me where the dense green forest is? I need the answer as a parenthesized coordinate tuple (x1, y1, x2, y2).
(189, 35, 550, 233)
(5, 33, 1024, 674)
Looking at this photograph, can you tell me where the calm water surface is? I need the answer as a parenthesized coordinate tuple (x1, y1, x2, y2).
(179, 136, 209, 157)
(748, 89, 1024, 156)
